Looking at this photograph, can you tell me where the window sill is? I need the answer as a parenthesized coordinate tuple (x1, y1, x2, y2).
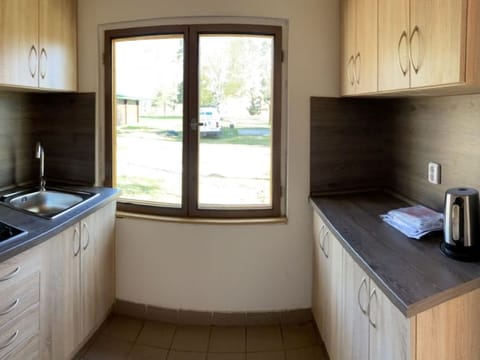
(116, 211, 288, 225)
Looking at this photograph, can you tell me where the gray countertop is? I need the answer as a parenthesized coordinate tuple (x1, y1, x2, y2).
(0, 186, 119, 263)
(311, 191, 480, 317)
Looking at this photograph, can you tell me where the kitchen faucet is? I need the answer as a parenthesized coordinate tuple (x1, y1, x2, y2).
(35, 142, 46, 191)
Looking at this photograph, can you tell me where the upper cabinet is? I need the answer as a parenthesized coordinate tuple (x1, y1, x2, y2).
(345, 0, 480, 95)
(341, 0, 378, 95)
(39, 0, 77, 90)
(0, 0, 77, 91)
(379, 0, 467, 91)
(0, 0, 39, 88)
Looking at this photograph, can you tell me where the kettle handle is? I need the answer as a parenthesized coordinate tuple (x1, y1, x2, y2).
(452, 203, 460, 241)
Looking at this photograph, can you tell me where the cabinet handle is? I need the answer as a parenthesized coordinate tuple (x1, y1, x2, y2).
(0, 266, 21, 282)
(397, 30, 409, 76)
(368, 288, 378, 328)
(409, 25, 420, 74)
(73, 226, 81, 257)
(319, 229, 326, 252)
(354, 52, 360, 85)
(40, 48, 48, 79)
(347, 55, 355, 86)
(0, 330, 19, 350)
(323, 232, 329, 258)
(317, 224, 325, 241)
(0, 299, 19, 316)
(357, 277, 368, 314)
(28, 45, 38, 78)
(82, 222, 90, 250)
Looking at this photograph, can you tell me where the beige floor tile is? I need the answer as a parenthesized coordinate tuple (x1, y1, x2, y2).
(84, 336, 133, 360)
(282, 323, 319, 349)
(102, 315, 145, 342)
(285, 346, 328, 360)
(129, 344, 168, 359)
(137, 321, 176, 349)
(208, 326, 246, 353)
(246, 325, 283, 352)
(167, 351, 207, 360)
(246, 351, 286, 360)
(207, 353, 245, 360)
(171, 325, 211, 352)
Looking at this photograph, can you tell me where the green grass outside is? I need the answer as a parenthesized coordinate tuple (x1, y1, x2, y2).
(117, 124, 270, 146)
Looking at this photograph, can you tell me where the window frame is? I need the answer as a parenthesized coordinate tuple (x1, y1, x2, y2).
(104, 24, 283, 219)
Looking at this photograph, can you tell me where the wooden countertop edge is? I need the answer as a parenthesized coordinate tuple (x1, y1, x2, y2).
(310, 196, 480, 318)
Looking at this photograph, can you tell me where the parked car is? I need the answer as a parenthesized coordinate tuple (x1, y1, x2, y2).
(199, 107, 221, 137)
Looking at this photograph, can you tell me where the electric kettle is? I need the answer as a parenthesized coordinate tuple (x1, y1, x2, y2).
(441, 187, 480, 261)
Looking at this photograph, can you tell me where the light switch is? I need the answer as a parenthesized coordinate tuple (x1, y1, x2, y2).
(428, 162, 441, 185)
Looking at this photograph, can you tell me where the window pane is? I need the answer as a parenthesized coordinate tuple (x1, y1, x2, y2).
(113, 36, 184, 207)
(198, 35, 274, 209)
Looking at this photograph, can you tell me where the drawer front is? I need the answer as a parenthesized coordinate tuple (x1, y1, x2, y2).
(0, 248, 41, 290)
(0, 305, 39, 359)
(0, 273, 40, 329)
(3, 335, 39, 360)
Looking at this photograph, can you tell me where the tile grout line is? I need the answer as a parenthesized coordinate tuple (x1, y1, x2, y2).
(205, 324, 213, 359)
(244, 325, 248, 359)
(166, 323, 178, 359)
(279, 323, 287, 360)
(128, 318, 146, 358)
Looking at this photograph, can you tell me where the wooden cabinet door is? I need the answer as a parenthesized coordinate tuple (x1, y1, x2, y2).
(94, 201, 116, 323)
(355, 0, 377, 93)
(369, 283, 411, 360)
(341, 0, 356, 95)
(312, 213, 325, 335)
(416, 287, 480, 360)
(38, 0, 77, 90)
(0, 0, 39, 87)
(323, 231, 343, 360)
(47, 224, 81, 360)
(339, 251, 369, 360)
(409, 0, 467, 88)
(378, 0, 410, 91)
(80, 214, 97, 340)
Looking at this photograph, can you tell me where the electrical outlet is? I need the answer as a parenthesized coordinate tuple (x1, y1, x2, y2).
(428, 162, 441, 184)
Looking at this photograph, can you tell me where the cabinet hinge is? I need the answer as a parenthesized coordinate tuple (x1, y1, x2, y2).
(102, 53, 106, 65)
(281, 50, 285, 63)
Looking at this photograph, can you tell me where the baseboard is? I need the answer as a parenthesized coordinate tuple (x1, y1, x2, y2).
(113, 299, 313, 326)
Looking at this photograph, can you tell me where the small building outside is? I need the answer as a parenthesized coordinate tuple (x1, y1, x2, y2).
(116, 95, 140, 126)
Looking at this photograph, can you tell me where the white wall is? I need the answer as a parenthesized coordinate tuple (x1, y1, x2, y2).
(77, 0, 339, 312)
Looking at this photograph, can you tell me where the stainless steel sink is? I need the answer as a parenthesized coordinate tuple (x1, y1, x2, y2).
(1, 188, 98, 219)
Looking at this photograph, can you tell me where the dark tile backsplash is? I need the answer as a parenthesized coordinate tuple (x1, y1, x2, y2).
(0, 91, 95, 189)
(311, 93, 480, 211)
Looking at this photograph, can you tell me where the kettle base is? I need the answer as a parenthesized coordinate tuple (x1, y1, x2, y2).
(440, 242, 480, 262)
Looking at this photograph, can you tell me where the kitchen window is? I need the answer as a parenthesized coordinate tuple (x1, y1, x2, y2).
(104, 24, 283, 218)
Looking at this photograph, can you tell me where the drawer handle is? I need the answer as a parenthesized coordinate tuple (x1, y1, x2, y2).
(0, 299, 19, 316)
(0, 266, 21, 282)
(0, 330, 19, 350)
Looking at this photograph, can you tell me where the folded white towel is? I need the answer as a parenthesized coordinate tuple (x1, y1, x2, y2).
(380, 205, 443, 239)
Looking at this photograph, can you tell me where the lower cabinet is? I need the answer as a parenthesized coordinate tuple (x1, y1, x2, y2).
(0, 243, 45, 359)
(312, 211, 411, 360)
(45, 201, 116, 359)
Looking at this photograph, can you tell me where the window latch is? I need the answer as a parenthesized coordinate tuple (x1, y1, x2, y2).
(190, 119, 205, 130)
